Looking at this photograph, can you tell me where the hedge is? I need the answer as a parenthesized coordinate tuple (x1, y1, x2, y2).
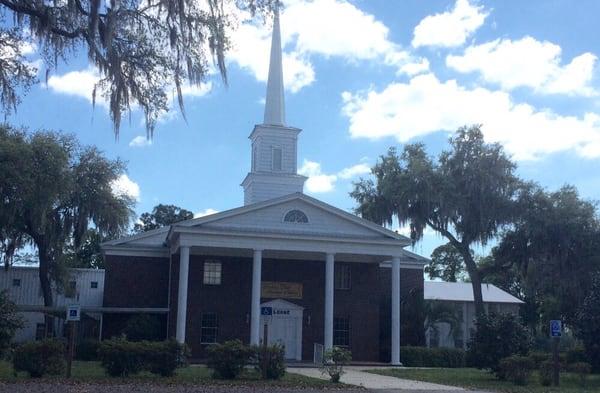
(98, 337, 187, 377)
(400, 346, 465, 368)
(12, 339, 66, 378)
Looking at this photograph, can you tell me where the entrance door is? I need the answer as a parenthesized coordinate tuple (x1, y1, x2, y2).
(260, 299, 303, 361)
(269, 316, 298, 359)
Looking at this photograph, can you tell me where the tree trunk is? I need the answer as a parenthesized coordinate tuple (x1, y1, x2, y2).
(463, 250, 485, 317)
(37, 240, 55, 337)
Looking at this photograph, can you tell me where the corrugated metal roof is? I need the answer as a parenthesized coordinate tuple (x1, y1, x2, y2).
(424, 281, 524, 304)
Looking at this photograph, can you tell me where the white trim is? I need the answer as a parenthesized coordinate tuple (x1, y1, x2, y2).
(173, 228, 407, 259)
(103, 246, 169, 258)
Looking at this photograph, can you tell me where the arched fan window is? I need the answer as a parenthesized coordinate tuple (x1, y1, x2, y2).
(284, 209, 309, 223)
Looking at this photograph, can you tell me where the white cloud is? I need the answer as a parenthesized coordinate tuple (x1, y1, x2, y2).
(299, 160, 337, 193)
(129, 136, 152, 148)
(228, 0, 426, 92)
(447, 36, 597, 96)
(194, 208, 219, 218)
(111, 174, 141, 201)
(299, 160, 374, 193)
(46, 68, 104, 106)
(341, 73, 600, 160)
(412, 0, 488, 48)
(338, 163, 371, 179)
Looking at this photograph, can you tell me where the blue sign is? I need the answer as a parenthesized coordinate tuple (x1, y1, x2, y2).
(550, 320, 562, 337)
(261, 306, 272, 316)
(66, 304, 81, 321)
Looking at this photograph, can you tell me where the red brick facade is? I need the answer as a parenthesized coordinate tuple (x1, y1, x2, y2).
(103, 253, 424, 362)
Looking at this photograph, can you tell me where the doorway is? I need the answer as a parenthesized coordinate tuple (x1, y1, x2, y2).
(259, 299, 303, 361)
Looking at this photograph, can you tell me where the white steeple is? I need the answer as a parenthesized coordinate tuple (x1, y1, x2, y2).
(263, 4, 285, 126)
(241, 4, 306, 205)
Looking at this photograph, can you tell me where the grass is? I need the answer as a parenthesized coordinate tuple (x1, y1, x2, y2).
(369, 367, 600, 393)
(0, 360, 350, 388)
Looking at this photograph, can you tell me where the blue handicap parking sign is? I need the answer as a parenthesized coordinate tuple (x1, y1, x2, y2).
(550, 320, 562, 337)
(261, 306, 272, 316)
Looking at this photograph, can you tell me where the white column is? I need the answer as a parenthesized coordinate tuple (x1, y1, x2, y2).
(324, 253, 335, 350)
(176, 246, 190, 344)
(250, 249, 263, 345)
(391, 256, 401, 365)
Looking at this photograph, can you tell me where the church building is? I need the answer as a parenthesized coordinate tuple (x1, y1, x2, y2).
(101, 9, 427, 364)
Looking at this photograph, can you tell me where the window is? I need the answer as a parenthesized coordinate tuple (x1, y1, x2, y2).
(272, 147, 282, 171)
(335, 264, 351, 290)
(252, 146, 258, 171)
(283, 209, 308, 223)
(66, 281, 76, 298)
(333, 317, 350, 347)
(12, 278, 21, 287)
(201, 312, 218, 344)
(90, 281, 98, 289)
(203, 261, 222, 285)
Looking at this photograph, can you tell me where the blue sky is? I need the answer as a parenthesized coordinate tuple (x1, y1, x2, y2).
(7, 0, 600, 259)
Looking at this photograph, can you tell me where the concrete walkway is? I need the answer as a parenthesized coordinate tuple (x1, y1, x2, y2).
(287, 367, 466, 391)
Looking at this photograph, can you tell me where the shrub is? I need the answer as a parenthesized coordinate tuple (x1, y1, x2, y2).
(75, 339, 100, 361)
(122, 314, 162, 342)
(0, 291, 24, 358)
(254, 344, 286, 380)
(320, 347, 351, 383)
(12, 339, 66, 378)
(206, 340, 254, 379)
(568, 362, 591, 387)
(565, 347, 588, 365)
(528, 351, 550, 369)
(400, 346, 465, 368)
(143, 339, 188, 377)
(98, 337, 144, 377)
(539, 360, 553, 386)
(467, 312, 531, 372)
(497, 355, 534, 385)
(98, 337, 187, 377)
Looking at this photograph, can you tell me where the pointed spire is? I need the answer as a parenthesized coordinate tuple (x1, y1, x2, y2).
(263, 2, 285, 126)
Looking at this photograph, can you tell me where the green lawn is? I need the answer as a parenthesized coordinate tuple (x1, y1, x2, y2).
(369, 368, 600, 393)
(0, 361, 349, 388)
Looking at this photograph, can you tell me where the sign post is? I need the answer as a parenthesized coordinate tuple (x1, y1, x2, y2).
(550, 320, 561, 387)
(66, 305, 81, 378)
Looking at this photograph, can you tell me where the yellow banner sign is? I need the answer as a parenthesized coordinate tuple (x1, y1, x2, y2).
(261, 281, 303, 299)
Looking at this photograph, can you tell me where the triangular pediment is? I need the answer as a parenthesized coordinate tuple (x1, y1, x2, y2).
(179, 193, 408, 242)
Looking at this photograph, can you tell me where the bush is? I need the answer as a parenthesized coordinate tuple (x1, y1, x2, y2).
(255, 344, 286, 380)
(400, 346, 465, 368)
(12, 339, 66, 378)
(528, 351, 550, 369)
(565, 347, 588, 365)
(143, 339, 188, 377)
(75, 339, 100, 361)
(0, 291, 24, 358)
(206, 340, 254, 379)
(320, 347, 352, 383)
(98, 337, 187, 377)
(539, 360, 554, 386)
(497, 355, 534, 385)
(568, 362, 592, 387)
(467, 312, 531, 372)
(98, 337, 144, 377)
(122, 314, 162, 342)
